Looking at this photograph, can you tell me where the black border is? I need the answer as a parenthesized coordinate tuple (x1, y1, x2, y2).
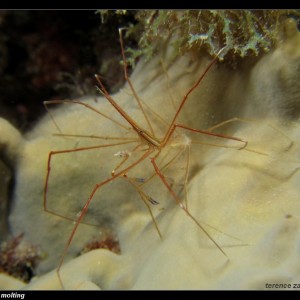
(0, 1, 298, 10)
(1, 290, 300, 298)
(0, 2, 299, 296)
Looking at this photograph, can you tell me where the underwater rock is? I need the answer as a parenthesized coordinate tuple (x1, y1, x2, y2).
(1, 18, 300, 289)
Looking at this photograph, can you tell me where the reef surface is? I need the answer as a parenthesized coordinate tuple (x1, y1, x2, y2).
(0, 16, 300, 290)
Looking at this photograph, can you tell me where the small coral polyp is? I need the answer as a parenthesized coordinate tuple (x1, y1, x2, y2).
(0, 234, 42, 283)
(80, 233, 121, 256)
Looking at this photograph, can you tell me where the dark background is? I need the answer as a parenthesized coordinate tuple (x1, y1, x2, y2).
(0, 10, 137, 132)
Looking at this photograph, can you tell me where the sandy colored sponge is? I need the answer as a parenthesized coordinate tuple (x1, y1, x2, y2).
(1, 19, 300, 290)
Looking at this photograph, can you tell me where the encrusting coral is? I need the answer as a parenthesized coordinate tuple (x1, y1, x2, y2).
(0, 12, 300, 290)
(102, 10, 299, 66)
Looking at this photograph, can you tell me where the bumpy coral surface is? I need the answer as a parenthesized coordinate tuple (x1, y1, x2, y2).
(117, 10, 299, 66)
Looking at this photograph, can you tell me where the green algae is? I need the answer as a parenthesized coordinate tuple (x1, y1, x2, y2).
(99, 10, 300, 67)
